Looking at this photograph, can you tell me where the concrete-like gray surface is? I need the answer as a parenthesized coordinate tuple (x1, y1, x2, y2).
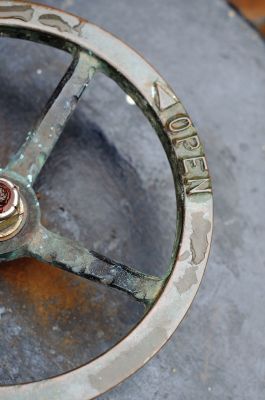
(0, 0, 265, 399)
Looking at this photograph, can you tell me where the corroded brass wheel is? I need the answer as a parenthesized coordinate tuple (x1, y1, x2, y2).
(0, 1, 213, 399)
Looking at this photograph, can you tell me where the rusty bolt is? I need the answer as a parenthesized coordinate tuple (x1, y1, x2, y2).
(0, 182, 11, 211)
(0, 178, 25, 241)
(0, 178, 19, 220)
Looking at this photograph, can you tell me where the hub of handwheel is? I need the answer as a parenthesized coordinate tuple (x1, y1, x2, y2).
(0, 177, 26, 241)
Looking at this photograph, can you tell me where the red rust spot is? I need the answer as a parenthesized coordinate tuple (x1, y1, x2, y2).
(0, 183, 11, 213)
(0, 258, 90, 323)
(0, 259, 122, 353)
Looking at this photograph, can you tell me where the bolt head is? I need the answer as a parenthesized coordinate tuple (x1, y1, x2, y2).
(0, 177, 26, 241)
(0, 178, 19, 220)
(0, 183, 11, 208)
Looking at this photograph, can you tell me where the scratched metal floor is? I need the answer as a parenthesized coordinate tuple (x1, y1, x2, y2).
(0, 0, 264, 399)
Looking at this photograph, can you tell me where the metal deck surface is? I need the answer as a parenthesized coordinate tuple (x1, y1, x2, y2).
(0, 0, 264, 399)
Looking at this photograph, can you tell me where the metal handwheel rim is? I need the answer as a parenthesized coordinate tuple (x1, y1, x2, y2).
(0, 1, 213, 399)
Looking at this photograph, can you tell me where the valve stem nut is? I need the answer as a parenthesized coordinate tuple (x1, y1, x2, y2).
(0, 178, 26, 241)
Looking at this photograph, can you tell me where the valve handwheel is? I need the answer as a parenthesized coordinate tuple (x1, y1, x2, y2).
(0, 2, 213, 399)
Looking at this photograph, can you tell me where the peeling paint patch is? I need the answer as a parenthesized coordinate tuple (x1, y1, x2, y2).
(190, 211, 211, 265)
(38, 13, 83, 35)
(0, 5, 33, 22)
(39, 14, 74, 33)
(179, 250, 190, 261)
(175, 265, 198, 294)
(73, 21, 83, 35)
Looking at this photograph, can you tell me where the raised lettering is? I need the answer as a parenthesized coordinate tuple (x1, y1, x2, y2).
(169, 116, 192, 133)
(183, 156, 208, 175)
(186, 178, 211, 195)
(153, 81, 178, 111)
(176, 135, 200, 151)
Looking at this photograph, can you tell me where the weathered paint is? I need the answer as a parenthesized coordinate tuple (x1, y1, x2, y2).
(0, 1, 213, 399)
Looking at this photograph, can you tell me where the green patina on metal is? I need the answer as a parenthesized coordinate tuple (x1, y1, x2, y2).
(0, 2, 213, 399)
(0, 33, 168, 304)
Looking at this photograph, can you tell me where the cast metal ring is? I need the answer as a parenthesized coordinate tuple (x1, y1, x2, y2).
(0, 1, 213, 399)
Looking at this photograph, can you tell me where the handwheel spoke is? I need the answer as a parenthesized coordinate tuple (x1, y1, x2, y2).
(6, 50, 99, 185)
(27, 226, 164, 304)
